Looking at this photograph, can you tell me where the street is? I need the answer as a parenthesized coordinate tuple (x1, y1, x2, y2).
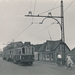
(0, 57, 75, 75)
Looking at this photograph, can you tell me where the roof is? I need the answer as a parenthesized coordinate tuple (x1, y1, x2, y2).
(35, 40, 70, 52)
(3, 41, 23, 50)
(62, 42, 70, 51)
(70, 47, 75, 54)
(47, 40, 61, 50)
(23, 42, 31, 46)
(33, 44, 43, 52)
(37, 43, 46, 52)
(37, 40, 61, 52)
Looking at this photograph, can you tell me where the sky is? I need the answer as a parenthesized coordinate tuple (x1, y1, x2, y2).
(0, 0, 75, 51)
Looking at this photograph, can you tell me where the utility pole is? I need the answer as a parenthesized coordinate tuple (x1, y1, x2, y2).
(25, 0, 65, 65)
(61, 0, 65, 43)
(61, 0, 65, 65)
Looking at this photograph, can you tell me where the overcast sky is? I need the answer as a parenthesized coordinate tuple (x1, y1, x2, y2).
(0, 0, 75, 51)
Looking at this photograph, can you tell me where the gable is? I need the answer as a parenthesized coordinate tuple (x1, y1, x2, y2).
(33, 44, 43, 52)
(37, 43, 46, 52)
(36, 40, 62, 52)
(55, 42, 70, 52)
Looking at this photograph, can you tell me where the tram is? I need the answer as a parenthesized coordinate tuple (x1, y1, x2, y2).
(2, 42, 34, 65)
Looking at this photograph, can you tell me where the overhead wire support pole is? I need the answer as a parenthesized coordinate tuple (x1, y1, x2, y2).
(25, 15, 62, 18)
(61, 0, 65, 65)
(25, 0, 65, 65)
(25, 15, 62, 30)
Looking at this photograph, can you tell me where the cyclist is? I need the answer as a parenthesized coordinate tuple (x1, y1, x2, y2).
(65, 54, 74, 69)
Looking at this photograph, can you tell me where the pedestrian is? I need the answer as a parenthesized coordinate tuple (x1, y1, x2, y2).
(65, 54, 74, 69)
(57, 53, 62, 66)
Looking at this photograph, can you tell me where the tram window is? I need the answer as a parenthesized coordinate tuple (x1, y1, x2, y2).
(32, 47, 34, 54)
(22, 48, 25, 54)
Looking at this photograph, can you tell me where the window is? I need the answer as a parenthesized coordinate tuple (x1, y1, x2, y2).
(51, 53, 53, 58)
(16, 50, 18, 54)
(46, 42, 50, 51)
(32, 47, 34, 54)
(30, 47, 32, 54)
(19, 51, 21, 54)
(46, 47, 49, 51)
(10, 51, 11, 54)
(22, 48, 25, 54)
(47, 54, 49, 58)
(47, 47, 49, 50)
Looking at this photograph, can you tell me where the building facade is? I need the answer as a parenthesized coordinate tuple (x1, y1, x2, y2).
(34, 40, 70, 62)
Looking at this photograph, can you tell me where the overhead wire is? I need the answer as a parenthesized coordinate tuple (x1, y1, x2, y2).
(27, 0, 59, 37)
(13, 0, 37, 40)
(38, 6, 60, 15)
(27, 0, 60, 39)
(64, 0, 75, 12)
(29, 22, 56, 38)
(28, 24, 39, 34)
(10, 18, 27, 41)
(12, 0, 75, 41)
(47, 30, 52, 40)
(23, 0, 38, 38)
(30, 0, 32, 10)
(8, 1, 28, 42)
(14, 23, 33, 39)
(52, 0, 59, 9)
(32, 0, 37, 22)
(27, 0, 75, 40)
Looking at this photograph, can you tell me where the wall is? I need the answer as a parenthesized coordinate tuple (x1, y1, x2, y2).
(34, 52, 38, 60)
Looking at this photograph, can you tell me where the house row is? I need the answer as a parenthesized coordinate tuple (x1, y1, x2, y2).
(33, 40, 70, 63)
(2, 40, 70, 63)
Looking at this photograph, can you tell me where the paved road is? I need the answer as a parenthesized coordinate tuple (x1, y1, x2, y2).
(0, 57, 75, 75)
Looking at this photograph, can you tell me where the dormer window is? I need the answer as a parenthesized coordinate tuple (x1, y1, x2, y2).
(46, 46, 50, 51)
